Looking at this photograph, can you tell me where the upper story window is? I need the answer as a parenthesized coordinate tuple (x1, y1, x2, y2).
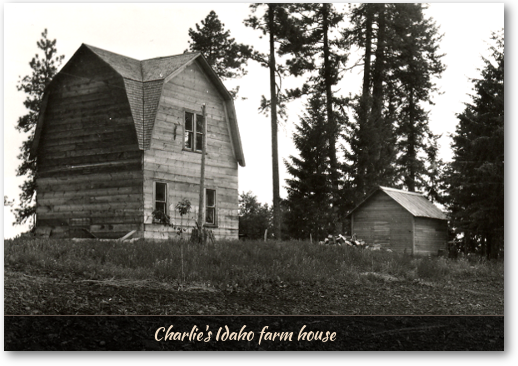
(184, 111, 204, 152)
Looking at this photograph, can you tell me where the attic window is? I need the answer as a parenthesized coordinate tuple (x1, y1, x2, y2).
(184, 111, 204, 152)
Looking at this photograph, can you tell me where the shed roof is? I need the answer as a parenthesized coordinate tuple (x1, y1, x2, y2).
(31, 44, 245, 166)
(348, 186, 447, 220)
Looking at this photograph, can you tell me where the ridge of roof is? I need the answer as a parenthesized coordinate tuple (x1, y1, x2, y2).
(83, 44, 140, 62)
(83, 44, 143, 81)
(83, 44, 201, 82)
(379, 186, 423, 196)
(347, 186, 447, 220)
(141, 53, 199, 82)
(141, 51, 200, 62)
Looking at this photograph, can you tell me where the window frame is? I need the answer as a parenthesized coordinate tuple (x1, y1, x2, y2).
(153, 181, 168, 216)
(205, 188, 217, 227)
(184, 110, 205, 153)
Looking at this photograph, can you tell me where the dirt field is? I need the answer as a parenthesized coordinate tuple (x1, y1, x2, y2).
(5, 264, 503, 315)
(4, 238, 504, 350)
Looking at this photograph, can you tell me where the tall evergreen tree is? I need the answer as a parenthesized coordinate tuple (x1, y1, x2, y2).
(187, 10, 252, 97)
(14, 29, 64, 227)
(244, 3, 293, 240)
(284, 95, 333, 241)
(344, 3, 444, 201)
(344, 3, 398, 202)
(349, 3, 374, 200)
(445, 30, 504, 259)
(367, 4, 400, 193)
(391, 4, 445, 192)
(277, 3, 349, 232)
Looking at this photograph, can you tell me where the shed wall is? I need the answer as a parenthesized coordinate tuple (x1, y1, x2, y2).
(414, 217, 448, 255)
(352, 191, 414, 253)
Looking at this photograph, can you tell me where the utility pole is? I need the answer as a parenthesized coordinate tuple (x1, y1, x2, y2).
(197, 104, 207, 244)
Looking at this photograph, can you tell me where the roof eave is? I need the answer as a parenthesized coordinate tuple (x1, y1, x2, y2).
(193, 55, 245, 167)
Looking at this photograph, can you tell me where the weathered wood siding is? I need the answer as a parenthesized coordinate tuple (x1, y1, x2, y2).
(143, 60, 239, 240)
(36, 50, 143, 238)
(414, 217, 448, 255)
(351, 191, 414, 253)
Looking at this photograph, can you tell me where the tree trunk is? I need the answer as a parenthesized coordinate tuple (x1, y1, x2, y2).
(358, 4, 374, 198)
(407, 88, 416, 192)
(269, 4, 282, 240)
(371, 4, 386, 184)
(322, 3, 340, 234)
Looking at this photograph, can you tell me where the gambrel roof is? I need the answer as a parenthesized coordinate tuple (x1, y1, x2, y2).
(348, 186, 447, 220)
(31, 44, 245, 166)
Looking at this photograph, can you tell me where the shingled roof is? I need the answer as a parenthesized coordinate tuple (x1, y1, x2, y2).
(31, 44, 245, 166)
(348, 186, 447, 220)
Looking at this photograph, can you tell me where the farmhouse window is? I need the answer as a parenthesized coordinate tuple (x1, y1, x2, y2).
(206, 189, 216, 225)
(184, 111, 204, 152)
(154, 182, 167, 214)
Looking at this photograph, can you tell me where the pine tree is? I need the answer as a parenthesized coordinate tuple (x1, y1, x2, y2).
(445, 30, 504, 259)
(352, 3, 374, 199)
(391, 4, 445, 192)
(188, 10, 252, 97)
(284, 95, 333, 241)
(244, 3, 293, 240)
(344, 3, 444, 200)
(275, 3, 349, 232)
(344, 3, 398, 201)
(14, 29, 64, 227)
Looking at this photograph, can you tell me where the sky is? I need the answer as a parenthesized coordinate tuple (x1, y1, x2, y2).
(2, 2, 505, 239)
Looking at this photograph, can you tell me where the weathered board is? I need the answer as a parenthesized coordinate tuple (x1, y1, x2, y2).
(352, 191, 414, 253)
(350, 190, 448, 255)
(142, 60, 239, 240)
(414, 217, 448, 256)
(34, 46, 243, 241)
(35, 49, 143, 238)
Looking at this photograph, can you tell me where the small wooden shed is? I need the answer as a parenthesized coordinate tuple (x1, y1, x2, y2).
(31, 44, 245, 240)
(347, 186, 448, 255)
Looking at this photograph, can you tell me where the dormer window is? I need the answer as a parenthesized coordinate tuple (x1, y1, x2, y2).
(184, 111, 204, 152)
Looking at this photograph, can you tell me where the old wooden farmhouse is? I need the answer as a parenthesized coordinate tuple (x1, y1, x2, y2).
(347, 186, 448, 255)
(31, 44, 245, 240)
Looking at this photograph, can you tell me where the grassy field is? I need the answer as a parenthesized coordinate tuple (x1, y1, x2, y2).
(4, 238, 504, 315)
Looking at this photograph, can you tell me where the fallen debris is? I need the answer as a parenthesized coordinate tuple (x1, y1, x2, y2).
(119, 230, 137, 242)
(318, 234, 389, 251)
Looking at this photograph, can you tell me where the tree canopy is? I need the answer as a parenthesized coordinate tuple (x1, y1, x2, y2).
(188, 10, 252, 95)
(14, 29, 64, 227)
(445, 30, 504, 258)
